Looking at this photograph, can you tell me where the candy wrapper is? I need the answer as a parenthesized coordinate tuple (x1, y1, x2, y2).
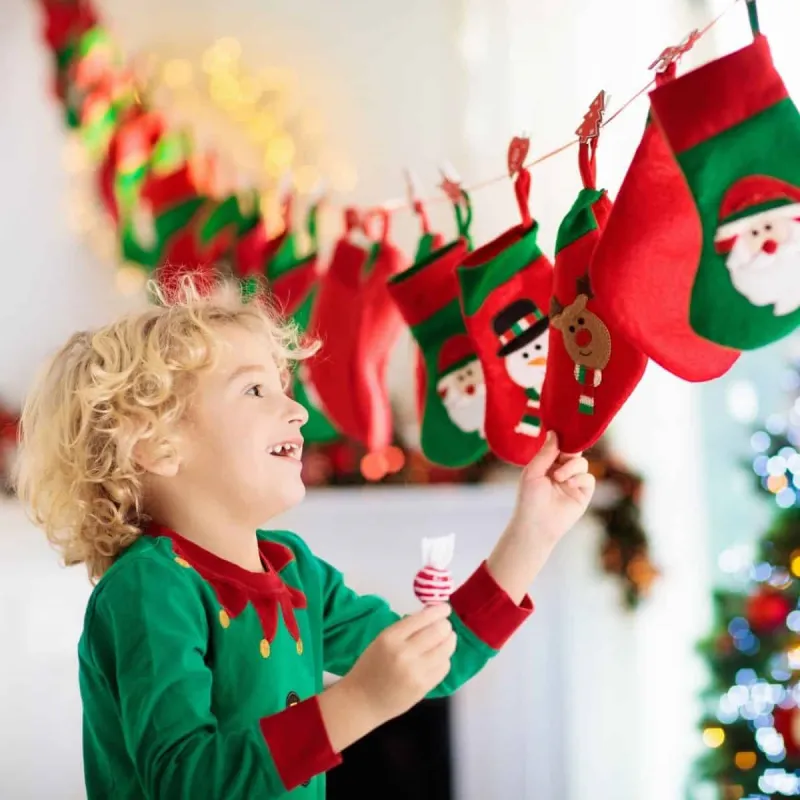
(413, 534, 456, 605)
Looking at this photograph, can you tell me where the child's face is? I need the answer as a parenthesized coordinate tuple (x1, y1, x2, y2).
(172, 323, 309, 524)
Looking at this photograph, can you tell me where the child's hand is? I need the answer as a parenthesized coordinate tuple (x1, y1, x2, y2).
(485, 431, 595, 604)
(512, 430, 595, 545)
(340, 603, 456, 723)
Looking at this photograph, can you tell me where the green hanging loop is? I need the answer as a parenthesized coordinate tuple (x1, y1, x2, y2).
(746, 0, 760, 36)
(454, 190, 474, 250)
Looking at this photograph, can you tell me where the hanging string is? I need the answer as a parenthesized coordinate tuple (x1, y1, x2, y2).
(365, 0, 743, 217)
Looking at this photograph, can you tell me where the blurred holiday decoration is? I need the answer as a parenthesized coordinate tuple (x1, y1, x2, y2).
(0, 405, 20, 496)
(694, 353, 800, 798)
(586, 438, 659, 609)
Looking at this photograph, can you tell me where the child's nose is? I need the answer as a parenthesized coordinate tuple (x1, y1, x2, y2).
(286, 396, 309, 426)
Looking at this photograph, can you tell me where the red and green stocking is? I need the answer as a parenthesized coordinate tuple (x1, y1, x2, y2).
(98, 107, 163, 223)
(456, 168, 554, 467)
(352, 212, 408, 478)
(288, 287, 340, 446)
(388, 194, 486, 467)
(409, 199, 446, 420)
(589, 63, 740, 382)
(541, 141, 647, 453)
(121, 163, 205, 270)
(649, 5, 800, 350)
(306, 211, 372, 441)
(233, 190, 269, 286)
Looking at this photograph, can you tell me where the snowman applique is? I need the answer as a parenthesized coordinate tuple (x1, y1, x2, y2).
(493, 299, 550, 437)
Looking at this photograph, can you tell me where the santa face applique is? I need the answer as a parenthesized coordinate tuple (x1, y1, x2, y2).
(715, 177, 800, 317)
(436, 334, 486, 438)
(493, 299, 550, 437)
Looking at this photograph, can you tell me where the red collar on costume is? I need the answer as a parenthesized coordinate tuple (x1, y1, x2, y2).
(145, 523, 308, 649)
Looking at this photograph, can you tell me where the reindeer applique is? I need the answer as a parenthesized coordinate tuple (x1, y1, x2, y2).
(550, 274, 611, 416)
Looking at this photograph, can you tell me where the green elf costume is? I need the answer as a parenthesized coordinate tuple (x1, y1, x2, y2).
(79, 524, 531, 798)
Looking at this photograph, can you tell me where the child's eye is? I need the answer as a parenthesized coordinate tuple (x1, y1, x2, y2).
(245, 384, 265, 398)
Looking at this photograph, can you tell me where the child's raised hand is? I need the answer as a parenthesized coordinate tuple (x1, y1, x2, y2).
(340, 603, 456, 723)
(512, 430, 595, 544)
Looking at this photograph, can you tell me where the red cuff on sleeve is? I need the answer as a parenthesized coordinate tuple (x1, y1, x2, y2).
(449, 561, 533, 650)
(259, 696, 342, 790)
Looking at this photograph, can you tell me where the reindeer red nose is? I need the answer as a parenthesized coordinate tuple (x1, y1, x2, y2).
(575, 328, 592, 347)
(763, 239, 778, 254)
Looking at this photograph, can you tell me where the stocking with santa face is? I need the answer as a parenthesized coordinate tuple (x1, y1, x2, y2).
(456, 166, 554, 467)
(540, 138, 647, 453)
(387, 196, 487, 468)
(649, 9, 800, 350)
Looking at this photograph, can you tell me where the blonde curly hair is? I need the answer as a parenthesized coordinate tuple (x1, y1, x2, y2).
(14, 277, 316, 582)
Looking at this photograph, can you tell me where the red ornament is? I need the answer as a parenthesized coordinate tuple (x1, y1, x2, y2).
(773, 705, 800, 757)
(413, 535, 455, 605)
(745, 590, 792, 633)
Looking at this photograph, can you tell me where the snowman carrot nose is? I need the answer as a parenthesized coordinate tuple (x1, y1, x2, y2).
(528, 356, 547, 367)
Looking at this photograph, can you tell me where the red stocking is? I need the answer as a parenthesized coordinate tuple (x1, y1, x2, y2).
(590, 63, 740, 381)
(306, 210, 371, 443)
(354, 211, 407, 479)
(541, 138, 647, 452)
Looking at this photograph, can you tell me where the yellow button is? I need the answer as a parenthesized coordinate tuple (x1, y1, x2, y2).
(260, 639, 271, 659)
(219, 610, 230, 629)
(174, 557, 191, 568)
(296, 639, 303, 656)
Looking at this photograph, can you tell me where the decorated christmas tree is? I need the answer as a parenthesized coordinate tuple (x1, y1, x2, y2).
(696, 356, 800, 799)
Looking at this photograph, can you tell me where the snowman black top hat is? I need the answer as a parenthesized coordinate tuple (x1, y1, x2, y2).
(493, 298, 549, 357)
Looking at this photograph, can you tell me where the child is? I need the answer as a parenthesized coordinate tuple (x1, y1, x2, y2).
(15, 279, 594, 799)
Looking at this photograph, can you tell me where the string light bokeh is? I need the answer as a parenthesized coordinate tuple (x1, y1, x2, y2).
(62, 35, 358, 293)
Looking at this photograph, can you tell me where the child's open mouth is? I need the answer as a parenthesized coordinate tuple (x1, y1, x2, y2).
(268, 441, 303, 461)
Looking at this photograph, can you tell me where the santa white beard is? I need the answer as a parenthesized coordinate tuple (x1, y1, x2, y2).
(443, 385, 486, 436)
(726, 223, 800, 316)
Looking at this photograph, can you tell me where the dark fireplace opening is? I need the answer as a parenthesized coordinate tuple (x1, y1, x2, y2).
(327, 697, 453, 799)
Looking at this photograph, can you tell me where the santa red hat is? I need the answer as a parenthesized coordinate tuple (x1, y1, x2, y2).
(438, 334, 477, 378)
(715, 176, 800, 250)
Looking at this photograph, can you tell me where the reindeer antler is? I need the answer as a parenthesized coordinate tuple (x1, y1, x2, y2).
(550, 296, 564, 318)
(576, 273, 594, 300)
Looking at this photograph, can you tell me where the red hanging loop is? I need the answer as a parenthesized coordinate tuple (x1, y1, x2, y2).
(513, 167, 533, 228)
(578, 140, 597, 189)
(575, 90, 607, 190)
(655, 60, 677, 87)
(405, 170, 432, 235)
(364, 207, 391, 243)
(344, 207, 363, 235)
(412, 200, 432, 235)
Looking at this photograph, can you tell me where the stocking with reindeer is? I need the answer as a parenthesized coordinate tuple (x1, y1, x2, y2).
(540, 129, 647, 453)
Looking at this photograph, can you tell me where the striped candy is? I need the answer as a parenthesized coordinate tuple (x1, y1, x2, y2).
(413, 566, 454, 605)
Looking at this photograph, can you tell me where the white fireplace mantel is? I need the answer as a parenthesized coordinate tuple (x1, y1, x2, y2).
(276, 485, 643, 800)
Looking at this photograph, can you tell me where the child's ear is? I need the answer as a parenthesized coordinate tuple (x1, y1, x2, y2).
(132, 436, 182, 478)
